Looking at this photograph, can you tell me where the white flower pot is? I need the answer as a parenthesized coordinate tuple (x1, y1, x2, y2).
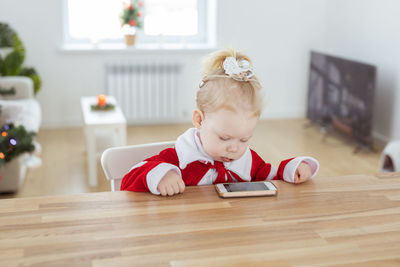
(0, 156, 26, 193)
(124, 34, 137, 46)
(122, 26, 137, 46)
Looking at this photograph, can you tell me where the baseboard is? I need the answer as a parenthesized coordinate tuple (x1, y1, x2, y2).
(373, 131, 389, 148)
(41, 118, 81, 129)
(261, 109, 305, 119)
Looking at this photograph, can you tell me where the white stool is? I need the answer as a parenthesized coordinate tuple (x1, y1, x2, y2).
(80, 96, 127, 186)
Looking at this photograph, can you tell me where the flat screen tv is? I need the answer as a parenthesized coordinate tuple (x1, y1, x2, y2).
(306, 51, 376, 147)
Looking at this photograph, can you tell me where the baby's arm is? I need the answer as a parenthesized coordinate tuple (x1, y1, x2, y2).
(121, 148, 184, 194)
(250, 150, 319, 184)
(280, 157, 319, 183)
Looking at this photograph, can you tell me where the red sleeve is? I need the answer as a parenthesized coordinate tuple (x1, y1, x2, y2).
(120, 148, 180, 192)
(250, 149, 294, 181)
(250, 150, 272, 181)
(274, 158, 295, 180)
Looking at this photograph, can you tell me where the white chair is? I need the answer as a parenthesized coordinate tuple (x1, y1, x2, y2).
(101, 141, 175, 191)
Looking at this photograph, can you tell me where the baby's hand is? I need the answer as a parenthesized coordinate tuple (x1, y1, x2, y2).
(294, 162, 312, 184)
(157, 170, 185, 196)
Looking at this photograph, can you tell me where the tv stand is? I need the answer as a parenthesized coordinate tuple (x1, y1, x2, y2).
(305, 121, 376, 154)
(353, 142, 376, 154)
(320, 126, 376, 154)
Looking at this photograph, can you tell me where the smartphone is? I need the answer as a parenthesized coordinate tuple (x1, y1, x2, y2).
(215, 181, 277, 198)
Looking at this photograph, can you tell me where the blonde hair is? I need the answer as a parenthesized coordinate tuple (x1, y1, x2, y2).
(196, 48, 263, 117)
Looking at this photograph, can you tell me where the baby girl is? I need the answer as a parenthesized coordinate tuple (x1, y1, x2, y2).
(121, 49, 319, 196)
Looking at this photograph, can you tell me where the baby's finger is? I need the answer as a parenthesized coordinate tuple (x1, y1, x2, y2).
(166, 184, 175, 196)
(178, 180, 185, 193)
(158, 185, 167, 196)
(172, 182, 180, 194)
(299, 171, 309, 183)
(294, 172, 301, 183)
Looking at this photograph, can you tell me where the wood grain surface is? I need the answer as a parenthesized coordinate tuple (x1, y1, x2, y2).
(1, 173, 400, 266)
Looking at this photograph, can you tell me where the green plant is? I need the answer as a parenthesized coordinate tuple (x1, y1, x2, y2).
(0, 23, 14, 47)
(19, 67, 41, 95)
(0, 123, 35, 167)
(0, 22, 41, 95)
(120, 0, 144, 28)
(0, 34, 25, 75)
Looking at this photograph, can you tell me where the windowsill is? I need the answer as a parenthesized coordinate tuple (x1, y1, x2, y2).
(60, 42, 217, 53)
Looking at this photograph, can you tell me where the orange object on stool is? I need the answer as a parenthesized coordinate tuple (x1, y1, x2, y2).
(97, 94, 107, 106)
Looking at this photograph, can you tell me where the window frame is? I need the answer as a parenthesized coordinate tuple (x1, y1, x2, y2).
(61, 0, 216, 50)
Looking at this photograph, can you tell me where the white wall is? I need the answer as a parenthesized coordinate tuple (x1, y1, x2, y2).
(324, 0, 400, 141)
(218, 0, 328, 118)
(0, 0, 328, 128)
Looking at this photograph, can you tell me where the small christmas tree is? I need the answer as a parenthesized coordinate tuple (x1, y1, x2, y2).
(0, 123, 35, 167)
(120, 0, 144, 28)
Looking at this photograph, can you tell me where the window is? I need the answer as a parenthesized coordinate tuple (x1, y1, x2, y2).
(144, 0, 198, 36)
(63, 0, 215, 49)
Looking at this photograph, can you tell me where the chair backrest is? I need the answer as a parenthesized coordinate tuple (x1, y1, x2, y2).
(101, 141, 175, 191)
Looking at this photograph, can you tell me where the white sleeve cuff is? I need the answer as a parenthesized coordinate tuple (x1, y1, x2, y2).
(266, 165, 277, 180)
(146, 163, 182, 195)
(282, 156, 319, 183)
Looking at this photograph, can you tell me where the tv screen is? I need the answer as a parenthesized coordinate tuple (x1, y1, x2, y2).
(307, 51, 376, 146)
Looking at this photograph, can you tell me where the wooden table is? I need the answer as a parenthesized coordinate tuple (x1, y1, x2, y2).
(80, 96, 127, 187)
(1, 173, 400, 266)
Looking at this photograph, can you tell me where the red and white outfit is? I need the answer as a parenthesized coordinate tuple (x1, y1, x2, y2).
(121, 128, 319, 194)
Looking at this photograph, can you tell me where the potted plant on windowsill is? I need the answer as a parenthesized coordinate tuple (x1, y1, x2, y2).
(120, 0, 144, 46)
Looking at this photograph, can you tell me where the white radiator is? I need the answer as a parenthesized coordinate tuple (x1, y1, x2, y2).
(106, 62, 182, 124)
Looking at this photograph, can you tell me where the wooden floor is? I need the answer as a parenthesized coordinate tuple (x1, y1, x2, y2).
(1, 118, 383, 199)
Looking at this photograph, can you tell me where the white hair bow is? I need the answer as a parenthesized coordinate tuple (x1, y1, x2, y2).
(223, 56, 254, 81)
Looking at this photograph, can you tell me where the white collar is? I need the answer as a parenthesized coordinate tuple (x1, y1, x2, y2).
(175, 128, 252, 180)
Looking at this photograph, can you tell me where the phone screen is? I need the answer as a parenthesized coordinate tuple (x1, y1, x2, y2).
(223, 182, 270, 192)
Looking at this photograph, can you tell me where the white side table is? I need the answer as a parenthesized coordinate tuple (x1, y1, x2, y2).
(80, 96, 127, 187)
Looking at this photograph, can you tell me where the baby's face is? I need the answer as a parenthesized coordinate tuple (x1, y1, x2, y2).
(198, 108, 259, 162)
